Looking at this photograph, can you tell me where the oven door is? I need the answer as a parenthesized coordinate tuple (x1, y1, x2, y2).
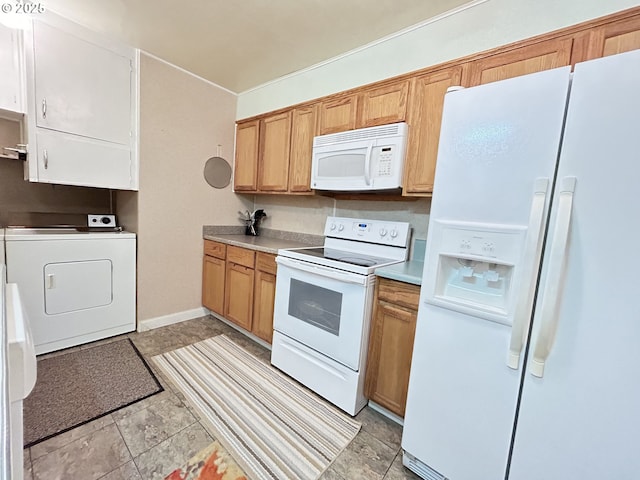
(273, 256, 372, 371)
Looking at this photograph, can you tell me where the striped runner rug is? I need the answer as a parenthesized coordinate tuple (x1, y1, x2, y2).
(152, 335, 361, 480)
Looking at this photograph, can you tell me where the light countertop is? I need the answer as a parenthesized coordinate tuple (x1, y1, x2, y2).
(375, 259, 424, 286)
(375, 238, 425, 286)
(203, 226, 323, 255)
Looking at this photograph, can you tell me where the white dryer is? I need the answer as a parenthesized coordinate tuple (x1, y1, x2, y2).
(5, 228, 136, 354)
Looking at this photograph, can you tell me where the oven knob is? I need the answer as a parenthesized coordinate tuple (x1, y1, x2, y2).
(379, 228, 387, 237)
(390, 229, 398, 238)
(338, 224, 344, 231)
(330, 223, 336, 231)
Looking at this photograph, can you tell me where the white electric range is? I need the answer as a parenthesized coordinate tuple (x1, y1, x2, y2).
(271, 216, 411, 415)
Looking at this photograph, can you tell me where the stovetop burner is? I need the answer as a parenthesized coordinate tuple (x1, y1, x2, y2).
(292, 247, 394, 268)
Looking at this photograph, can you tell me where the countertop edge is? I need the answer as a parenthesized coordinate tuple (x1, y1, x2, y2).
(203, 227, 323, 255)
(375, 260, 424, 286)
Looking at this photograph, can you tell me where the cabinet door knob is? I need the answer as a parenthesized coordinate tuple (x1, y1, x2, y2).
(43, 149, 48, 169)
(42, 98, 47, 118)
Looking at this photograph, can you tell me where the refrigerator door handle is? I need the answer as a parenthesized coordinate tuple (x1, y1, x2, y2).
(508, 177, 549, 369)
(529, 176, 577, 378)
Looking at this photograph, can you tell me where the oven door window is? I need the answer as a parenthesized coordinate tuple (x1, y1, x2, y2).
(288, 279, 342, 336)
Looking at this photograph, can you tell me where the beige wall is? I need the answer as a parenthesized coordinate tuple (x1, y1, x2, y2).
(131, 53, 251, 322)
(0, 117, 111, 226)
(237, 0, 639, 117)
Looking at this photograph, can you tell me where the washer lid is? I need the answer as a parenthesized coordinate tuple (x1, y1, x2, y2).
(4, 228, 136, 241)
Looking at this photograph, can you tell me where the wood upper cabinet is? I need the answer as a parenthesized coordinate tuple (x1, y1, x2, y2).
(258, 111, 292, 192)
(357, 80, 410, 128)
(318, 95, 358, 135)
(584, 15, 640, 60)
(288, 105, 318, 193)
(365, 278, 420, 417)
(468, 37, 573, 86)
(234, 120, 260, 191)
(403, 65, 466, 195)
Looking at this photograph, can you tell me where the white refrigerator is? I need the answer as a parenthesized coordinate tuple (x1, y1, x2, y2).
(402, 49, 640, 480)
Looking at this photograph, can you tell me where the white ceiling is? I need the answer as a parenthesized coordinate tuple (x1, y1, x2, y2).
(45, 0, 471, 93)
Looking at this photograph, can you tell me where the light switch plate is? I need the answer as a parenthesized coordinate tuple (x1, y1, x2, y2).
(87, 214, 116, 227)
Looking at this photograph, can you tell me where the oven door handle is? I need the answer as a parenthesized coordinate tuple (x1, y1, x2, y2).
(276, 256, 367, 285)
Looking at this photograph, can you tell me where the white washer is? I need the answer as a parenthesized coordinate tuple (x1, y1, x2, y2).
(5, 228, 136, 354)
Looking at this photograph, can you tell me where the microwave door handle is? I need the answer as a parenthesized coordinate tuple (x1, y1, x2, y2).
(364, 143, 373, 185)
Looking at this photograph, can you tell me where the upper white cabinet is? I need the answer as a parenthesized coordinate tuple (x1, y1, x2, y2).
(24, 17, 139, 190)
(0, 24, 25, 115)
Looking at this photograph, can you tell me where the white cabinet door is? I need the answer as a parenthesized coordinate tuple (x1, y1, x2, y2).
(35, 128, 132, 189)
(33, 22, 131, 145)
(24, 17, 138, 190)
(0, 24, 24, 114)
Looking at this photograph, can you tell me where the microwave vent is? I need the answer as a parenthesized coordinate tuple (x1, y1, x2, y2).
(314, 122, 406, 146)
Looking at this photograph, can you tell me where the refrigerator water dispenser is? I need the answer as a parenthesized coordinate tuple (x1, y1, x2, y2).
(424, 220, 526, 324)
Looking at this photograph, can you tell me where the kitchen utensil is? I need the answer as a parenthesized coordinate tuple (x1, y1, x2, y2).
(203, 146, 232, 188)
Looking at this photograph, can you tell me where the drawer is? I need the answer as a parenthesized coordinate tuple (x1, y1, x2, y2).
(377, 277, 420, 311)
(204, 240, 226, 259)
(227, 245, 255, 268)
(255, 252, 277, 275)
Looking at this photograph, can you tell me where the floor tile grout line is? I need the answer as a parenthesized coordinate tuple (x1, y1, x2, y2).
(29, 414, 115, 464)
(114, 395, 199, 459)
(132, 421, 215, 479)
(111, 415, 142, 478)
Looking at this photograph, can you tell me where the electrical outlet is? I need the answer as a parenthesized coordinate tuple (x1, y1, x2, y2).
(87, 214, 116, 227)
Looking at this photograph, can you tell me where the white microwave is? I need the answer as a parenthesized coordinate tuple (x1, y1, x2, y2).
(311, 122, 408, 192)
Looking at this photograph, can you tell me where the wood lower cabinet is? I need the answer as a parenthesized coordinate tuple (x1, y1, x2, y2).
(365, 277, 420, 417)
(252, 252, 277, 343)
(202, 242, 277, 343)
(224, 261, 255, 330)
(202, 240, 227, 315)
(202, 255, 225, 315)
(253, 270, 276, 343)
(224, 245, 256, 330)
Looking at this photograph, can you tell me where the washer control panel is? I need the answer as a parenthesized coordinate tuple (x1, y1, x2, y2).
(87, 214, 116, 227)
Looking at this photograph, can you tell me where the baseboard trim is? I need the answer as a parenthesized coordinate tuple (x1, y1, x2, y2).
(367, 400, 404, 426)
(137, 307, 209, 332)
(208, 311, 272, 351)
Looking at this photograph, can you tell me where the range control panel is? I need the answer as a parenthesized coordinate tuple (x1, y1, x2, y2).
(324, 216, 411, 247)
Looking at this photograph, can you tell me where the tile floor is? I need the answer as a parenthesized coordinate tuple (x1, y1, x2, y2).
(23, 315, 421, 480)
